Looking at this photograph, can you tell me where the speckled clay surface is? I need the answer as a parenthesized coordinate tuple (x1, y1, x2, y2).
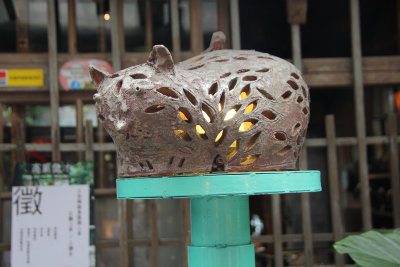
(90, 32, 310, 178)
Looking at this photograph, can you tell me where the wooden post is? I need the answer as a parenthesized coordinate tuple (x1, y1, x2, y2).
(145, 0, 153, 51)
(150, 200, 160, 267)
(350, 0, 372, 231)
(325, 115, 345, 266)
(98, 0, 106, 53)
(11, 105, 25, 173)
(110, 0, 122, 71)
(85, 120, 94, 162)
(272, 194, 283, 267)
(47, 0, 61, 162)
(170, 0, 181, 61)
(119, 199, 131, 267)
(217, 0, 231, 49)
(189, 0, 204, 54)
(180, 199, 190, 267)
(15, 0, 29, 52)
(387, 113, 400, 228)
(98, 119, 107, 188)
(230, 0, 241, 49)
(0, 107, 4, 266)
(76, 99, 84, 161)
(67, 0, 77, 54)
(16, 119, 25, 163)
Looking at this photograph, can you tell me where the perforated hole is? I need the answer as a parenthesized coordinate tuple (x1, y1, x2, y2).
(262, 110, 277, 120)
(229, 78, 238, 91)
(240, 154, 259, 165)
(297, 136, 302, 145)
(138, 162, 145, 169)
(208, 82, 218, 96)
(302, 86, 308, 99)
(98, 114, 105, 121)
(209, 56, 220, 60)
(146, 160, 154, 169)
(292, 123, 301, 136)
(243, 76, 258, 81)
(188, 64, 205, 70)
(183, 89, 197, 106)
(145, 105, 165, 113)
(244, 101, 257, 113)
(195, 125, 208, 140)
(202, 104, 214, 123)
(169, 157, 174, 165)
(287, 80, 299, 90)
(215, 59, 228, 62)
(220, 72, 231, 78)
(234, 57, 247, 60)
(178, 158, 185, 168)
(116, 80, 122, 95)
(178, 108, 192, 123)
(215, 128, 227, 147)
(256, 68, 270, 73)
(239, 119, 258, 131)
(219, 92, 225, 111)
(237, 69, 250, 73)
(190, 56, 204, 64)
(224, 105, 241, 121)
(273, 132, 286, 141)
(110, 73, 119, 78)
(281, 91, 292, 99)
(227, 140, 239, 161)
(277, 145, 292, 156)
(257, 56, 274, 60)
(297, 96, 304, 103)
(245, 132, 261, 151)
(157, 87, 178, 99)
(174, 130, 192, 141)
(292, 73, 300, 79)
(240, 84, 251, 100)
(303, 107, 309, 115)
(130, 73, 147, 79)
(257, 88, 274, 100)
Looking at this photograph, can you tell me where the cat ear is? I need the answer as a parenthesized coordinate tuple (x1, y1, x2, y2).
(147, 45, 175, 75)
(89, 65, 109, 87)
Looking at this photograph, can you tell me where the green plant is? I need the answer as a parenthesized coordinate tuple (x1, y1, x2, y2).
(333, 229, 400, 267)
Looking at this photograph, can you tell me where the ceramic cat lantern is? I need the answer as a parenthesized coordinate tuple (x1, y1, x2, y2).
(90, 32, 310, 178)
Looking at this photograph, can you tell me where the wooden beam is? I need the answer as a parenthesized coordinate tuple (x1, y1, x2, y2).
(170, 0, 181, 61)
(67, 0, 77, 54)
(325, 115, 345, 266)
(145, 0, 153, 51)
(189, 0, 204, 53)
(272, 195, 283, 267)
(180, 199, 190, 267)
(118, 199, 130, 267)
(85, 120, 94, 162)
(47, 0, 61, 161)
(97, 119, 107, 188)
(286, 0, 308, 25)
(387, 113, 400, 227)
(350, 0, 372, 231)
(150, 200, 160, 267)
(110, 0, 122, 71)
(15, 0, 29, 52)
(217, 0, 231, 48)
(16, 119, 25, 163)
(98, 0, 106, 53)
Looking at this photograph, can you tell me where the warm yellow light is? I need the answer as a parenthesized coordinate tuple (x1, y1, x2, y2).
(202, 110, 211, 123)
(104, 13, 111, 21)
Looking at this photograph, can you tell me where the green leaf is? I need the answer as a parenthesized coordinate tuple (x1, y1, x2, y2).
(333, 229, 400, 267)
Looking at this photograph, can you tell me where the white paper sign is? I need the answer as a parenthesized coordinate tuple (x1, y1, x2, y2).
(11, 185, 89, 267)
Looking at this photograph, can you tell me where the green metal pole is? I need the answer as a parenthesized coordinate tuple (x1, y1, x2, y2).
(188, 196, 255, 267)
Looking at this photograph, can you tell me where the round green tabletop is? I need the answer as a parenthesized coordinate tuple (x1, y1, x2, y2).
(116, 170, 321, 199)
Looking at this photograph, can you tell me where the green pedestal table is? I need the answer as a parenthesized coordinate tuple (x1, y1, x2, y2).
(117, 171, 321, 267)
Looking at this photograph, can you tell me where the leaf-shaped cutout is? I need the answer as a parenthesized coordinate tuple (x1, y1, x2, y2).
(256, 68, 270, 73)
(229, 78, 238, 91)
(257, 87, 274, 100)
(303, 107, 309, 115)
(291, 72, 300, 79)
(178, 158, 185, 167)
(195, 125, 208, 140)
(157, 87, 178, 99)
(145, 105, 165, 113)
(227, 140, 239, 161)
(297, 96, 304, 103)
(130, 73, 147, 79)
(183, 89, 198, 106)
(240, 154, 259, 165)
(188, 64, 205, 70)
(245, 132, 261, 151)
(219, 92, 225, 112)
(215, 128, 227, 147)
(302, 86, 308, 99)
(201, 103, 214, 123)
(287, 80, 299, 90)
(208, 82, 218, 96)
(220, 72, 231, 78)
(262, 110, 277, 120)
(244, 101, 257, 113)
(215, 59, 228, 62)
(190, 56, 204, 64)
(281, 91, 292, 99)
(178, 107, 192, 123)
(174, 130, 192, 142)
(292, 123, 301, 136)
(240, 84, 251, 100)
(224, 104, 241, 121)
(239, 119, 258, 131)
(237, 69, 250, 73)
(273, 132, 287, 141)
(116, 80, 122, 95)
(146, 160, 154, 169)
(243, 76, 258, 81)
(277, 145, 292, 156)
(234, 57, 247, 60)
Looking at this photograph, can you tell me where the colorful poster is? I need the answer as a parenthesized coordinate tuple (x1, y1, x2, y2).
(0, 69, 44, 87)
(59, 59, 113, 90)
(11, 185, 90, 267)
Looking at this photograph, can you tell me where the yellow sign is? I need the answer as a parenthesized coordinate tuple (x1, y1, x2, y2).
(0, 69, 44, 87)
